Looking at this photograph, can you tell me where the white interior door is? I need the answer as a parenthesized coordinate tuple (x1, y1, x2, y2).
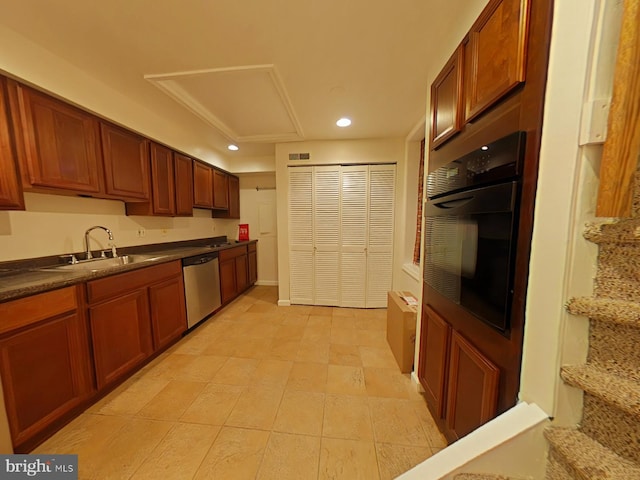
(366, 165, 396, 307)
(288, 167, 314, 304)
(340, 165, 368, 308)
(313, 166, 341, 306)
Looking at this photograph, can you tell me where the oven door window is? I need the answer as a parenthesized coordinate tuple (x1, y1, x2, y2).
(424, 182, 518, 332)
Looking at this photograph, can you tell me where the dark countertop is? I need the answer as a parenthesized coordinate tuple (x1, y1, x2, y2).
(0, 237, 257, 303)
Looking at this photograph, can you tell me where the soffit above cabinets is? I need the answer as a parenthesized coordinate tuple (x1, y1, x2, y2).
(146, 65, 303, 144)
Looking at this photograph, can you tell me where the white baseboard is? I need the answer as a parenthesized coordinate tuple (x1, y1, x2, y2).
(256, 280, 278, 286)
(411, 371, 425, 393)
(277, 299, 291, 306)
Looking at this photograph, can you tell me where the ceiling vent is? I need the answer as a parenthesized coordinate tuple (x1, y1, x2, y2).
(289, 153, 311, 161)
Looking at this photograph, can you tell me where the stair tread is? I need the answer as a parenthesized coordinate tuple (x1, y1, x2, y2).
(561, 364, 640, 417)
(544, 427, 640, 479)
(566, 297, 640, 326)
(583, 220, 640, 244)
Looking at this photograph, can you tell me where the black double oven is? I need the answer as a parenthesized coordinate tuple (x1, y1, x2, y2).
(423, 131, 526, 335)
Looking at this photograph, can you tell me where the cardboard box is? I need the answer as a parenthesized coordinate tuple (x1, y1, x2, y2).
(386, 291, 418, 373)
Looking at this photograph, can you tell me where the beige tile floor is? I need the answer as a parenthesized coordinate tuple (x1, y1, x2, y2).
(33, 286, 447, 479)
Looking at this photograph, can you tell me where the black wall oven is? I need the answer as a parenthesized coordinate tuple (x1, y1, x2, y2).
(423, 132, 525, 334)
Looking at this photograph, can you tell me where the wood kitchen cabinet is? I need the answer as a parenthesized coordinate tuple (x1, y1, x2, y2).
(418, 304, 500, 442)
(0, 76, 24, 210)
(0, 287, 94, 452)
(446, 330, 499, 440)
(193, 160, 214, 208)
(8, 80, 104, 195)
(212, 168, 229, 210)
(248, 242, 258, 285)
(464, 0, 530, 122)
(418, 305, 451, 419)
(430, 45, 464, 149)
(219, 244, 250, 304)
(149, 274, 187, 350)
(86, 261, 186, 389)
(212, 172, 240, 219)
(100, 122, 150, 201)
(173, 152, 194, 216)
(126, 145, 194, 216)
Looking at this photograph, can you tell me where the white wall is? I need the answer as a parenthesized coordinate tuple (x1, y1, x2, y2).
(0, 193, 232, 261)
(519, 0, 620, 420)
(274, 138, 407, 305)
(238, 173, 278, 286)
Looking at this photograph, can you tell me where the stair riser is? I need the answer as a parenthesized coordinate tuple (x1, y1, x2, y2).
(546, 450, 577, 480)
(595, 244, 640, 300)
(582, 395, 640, 464)
(589, 320, 640, 379)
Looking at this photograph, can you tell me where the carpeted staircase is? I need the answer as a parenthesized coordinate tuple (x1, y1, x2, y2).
(544, 220, 640, 479)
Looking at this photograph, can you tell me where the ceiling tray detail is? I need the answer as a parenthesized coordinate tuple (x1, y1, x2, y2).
(145, 64, 303, 143)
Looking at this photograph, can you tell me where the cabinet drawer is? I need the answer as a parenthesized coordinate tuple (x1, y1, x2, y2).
(0, 287, 78, 335)
(87, 261, 181, 304)
(219, 245, 247, 262)
(248, 242, 257, 253)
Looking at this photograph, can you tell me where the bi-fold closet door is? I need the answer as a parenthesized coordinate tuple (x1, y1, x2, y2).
(288, 164, 395, 308)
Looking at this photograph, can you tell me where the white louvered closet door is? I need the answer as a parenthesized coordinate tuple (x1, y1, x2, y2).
(313, 166, 341, 306)
(288, 167, 314, 304)
(340, 166, 368, 308)
(366, 164, 396, 307)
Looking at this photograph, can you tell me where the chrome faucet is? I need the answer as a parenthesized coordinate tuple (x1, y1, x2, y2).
(84, 226, 114, 260)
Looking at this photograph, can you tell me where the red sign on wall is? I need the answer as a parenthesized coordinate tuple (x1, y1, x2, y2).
(238, 224, 249, 241)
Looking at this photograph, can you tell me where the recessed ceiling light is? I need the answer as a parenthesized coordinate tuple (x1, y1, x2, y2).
(481, 145, 489, 151)
(227, 144, 239, 151)
(336, 118, 352, 127)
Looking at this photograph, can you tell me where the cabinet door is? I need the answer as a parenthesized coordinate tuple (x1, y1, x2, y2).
(445, 330, 499, 440)
(149, 275, 187, 350)
(213, 169, 229, 209)
(12, 83, 103, 193)
(0, 313, 93, 451)
(248, 246, 258, 285)
(417, 305, 451, 419)
(149, 143, 176, 215)
(193, 161, 213, 208)
(89, 289, 153, 389)
(220, 258, 237, 304)
(100, 122, 150, 201)
(0, 77, 24, 210)
(227, 175, 240, 218)
(173, 153, 193, 216)
(430, 45, 464, 149)
(235, 254, 249, 293)
(464, 0, 530, 121)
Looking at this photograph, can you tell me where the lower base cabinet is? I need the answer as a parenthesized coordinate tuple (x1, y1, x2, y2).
(0, 287, 94, 452)
(418, 304, 500, 442)
(220, 243, 257, 304)
(86, 261, 186, 389)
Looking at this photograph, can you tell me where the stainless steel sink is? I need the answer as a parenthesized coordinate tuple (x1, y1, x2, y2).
(41, 254, 164, 272)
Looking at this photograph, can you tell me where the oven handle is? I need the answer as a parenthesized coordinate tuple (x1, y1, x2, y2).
(424, 181, 518, 217)
(431, 196, 474, 209)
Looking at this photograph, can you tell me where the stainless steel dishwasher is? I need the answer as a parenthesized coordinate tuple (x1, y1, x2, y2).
(182, 251, 222, 329)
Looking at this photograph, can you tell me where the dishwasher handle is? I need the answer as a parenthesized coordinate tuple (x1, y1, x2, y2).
(182, 252, 219, 267)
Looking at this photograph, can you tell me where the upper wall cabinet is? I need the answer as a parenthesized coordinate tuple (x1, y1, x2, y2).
(212, 172, 240, 219)
(8, 81, 104, 195)
(193, 160, 213, 209)
(173, 153, 193, 217)
(430, 45, 464, 149)
(100, 122, 150, 201)
(464, 0, 530, 122)
(126, 143, 175, 216)
(0, 77, 24, 210)
(212, 169, 229, 210)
